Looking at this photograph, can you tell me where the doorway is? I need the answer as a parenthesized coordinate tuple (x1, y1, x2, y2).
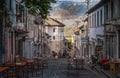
(118, 30, 120, 58)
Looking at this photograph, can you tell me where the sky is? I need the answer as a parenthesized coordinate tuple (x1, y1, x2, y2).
(56, 0, 100, 2)
(51, 0, 100, 7)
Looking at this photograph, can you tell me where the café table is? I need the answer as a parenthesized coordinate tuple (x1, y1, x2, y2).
(26, 59, 35, 76)
(110, 61, 120, 74)
(3, 62, 27, 78)
(32, 57, 43, 76)
(0, 67, 9, 78)
(16, 62, 27, 77)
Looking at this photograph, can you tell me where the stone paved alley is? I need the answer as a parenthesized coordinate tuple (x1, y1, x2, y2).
(30, 58, 107, 78)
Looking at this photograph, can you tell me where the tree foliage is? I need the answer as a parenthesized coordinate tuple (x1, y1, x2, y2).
(67, 38, 72, 45)
(25, 0, 56, 19)
(67, 38, 73, 50)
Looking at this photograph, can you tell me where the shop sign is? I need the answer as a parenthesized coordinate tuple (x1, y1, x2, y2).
(81, 37, 88, 43)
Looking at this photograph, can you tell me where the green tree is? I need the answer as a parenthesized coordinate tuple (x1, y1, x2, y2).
(67, 38, 72, 45)
(25, 0, 56, 19)
(67, 38, 73, 50)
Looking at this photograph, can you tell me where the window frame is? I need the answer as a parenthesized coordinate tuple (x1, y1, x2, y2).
(53, 36, 55, 40)
(53, 28, 55, 32)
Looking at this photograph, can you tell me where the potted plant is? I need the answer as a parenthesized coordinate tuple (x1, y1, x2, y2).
(90, 55, 98, 64)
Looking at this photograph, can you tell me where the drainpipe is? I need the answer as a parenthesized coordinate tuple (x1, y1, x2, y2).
(41, 20, 44, 57)
(85, 0, 90, 59)
(11, 0, 16, 62)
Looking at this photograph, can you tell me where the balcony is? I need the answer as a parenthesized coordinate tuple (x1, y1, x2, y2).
(15, 22, 29, 35)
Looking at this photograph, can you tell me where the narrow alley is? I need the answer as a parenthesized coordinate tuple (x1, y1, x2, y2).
(0, 0, 120, 78)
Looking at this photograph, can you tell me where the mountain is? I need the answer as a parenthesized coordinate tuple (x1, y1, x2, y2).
(50, 1, 87, 19)
(50, 1, 97, 36)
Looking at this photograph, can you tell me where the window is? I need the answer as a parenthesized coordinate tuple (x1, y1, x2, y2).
(97, 11, 99, 26)
(89, 16, 91, 28)
(118, 0, 120, 17)
(106, 35, 116, 59)
(95, 13, 96, 27)
(111, 1, 114, 18)
(53, 36, 55, 40)
(53, 28, 55, 32)
(106, 4, 108, 19)
(90, 15, 92, 28)
(10, 0, 12, 10)
(92, 14, 94, 27)
(61, 29, 63, 32)
(118, 30, 120, 58)
(100, 10, 102, 26)
(94, 13, 95, 27)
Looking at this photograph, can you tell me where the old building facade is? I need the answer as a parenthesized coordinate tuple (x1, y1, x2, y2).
(0, 1, 5, 64)
(104, 0, 120, 60)
(45, 18, 65, 56)
(72, 19, 88, 58)
(87, 0, 105, 59)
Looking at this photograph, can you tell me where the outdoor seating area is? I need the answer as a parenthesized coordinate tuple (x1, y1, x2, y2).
(0, 55, 48, 78)
(100, 59, 120, 75)
(101, 58, 110, 70)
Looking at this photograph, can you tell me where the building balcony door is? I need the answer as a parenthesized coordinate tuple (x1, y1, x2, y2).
(16, 39, 23, 56)
(118, 30, 120, 58)
(106, 35, 116, 59)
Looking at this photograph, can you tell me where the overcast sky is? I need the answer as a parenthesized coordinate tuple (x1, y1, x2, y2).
(51, 0, 100, 7)
(56, 0, 100, 2)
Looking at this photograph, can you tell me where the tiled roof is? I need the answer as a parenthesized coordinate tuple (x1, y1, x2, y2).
(45, 18, 65, 27)
(72, 26, 79, 32)
(72, 23, 84, 33)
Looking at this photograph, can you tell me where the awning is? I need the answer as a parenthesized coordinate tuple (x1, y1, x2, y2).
(96, 35, 104, 40)
(15, 29, 29, 34)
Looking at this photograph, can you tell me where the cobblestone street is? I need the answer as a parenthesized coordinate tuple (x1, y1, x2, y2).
(30, 58, 107, 78)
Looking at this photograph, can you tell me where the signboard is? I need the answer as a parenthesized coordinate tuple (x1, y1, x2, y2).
(81, 37, 88, 43)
